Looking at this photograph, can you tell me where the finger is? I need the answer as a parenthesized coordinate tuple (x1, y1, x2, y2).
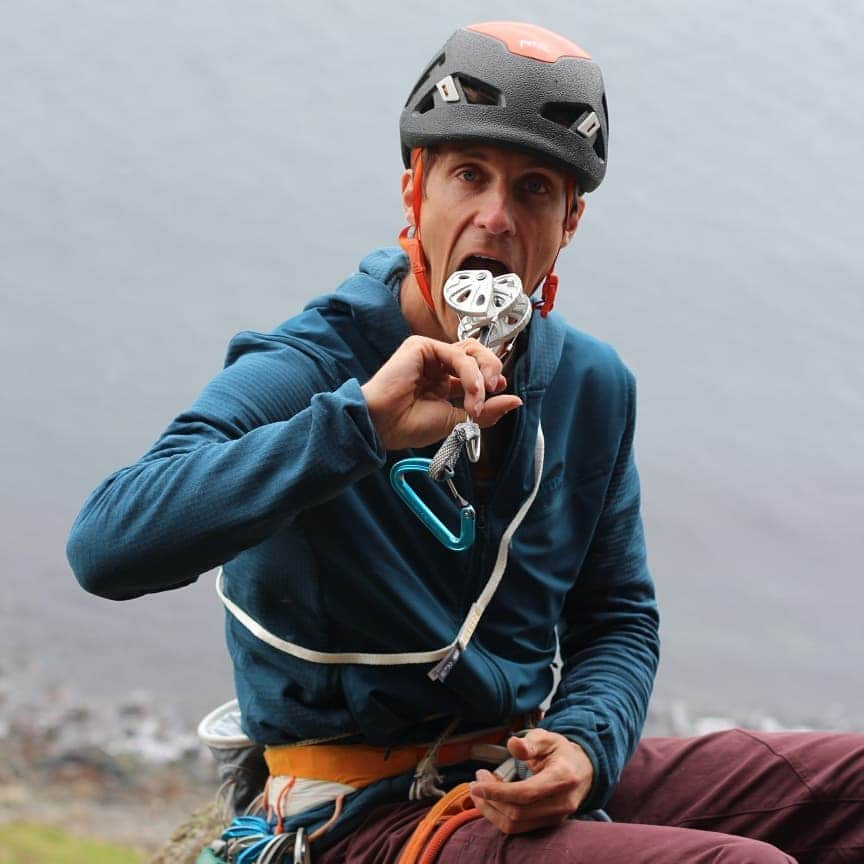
(444, 375, 465, 400)
(476, 395, 522, 428)
(418, 346, 456, 389)
(507, 730, 552, 764)
(430, 376, 455, 400)
(393, 400, 465, 450)
(443, 347, 487, 419)
(445, 373, 508, 402)
(471, 793, 569, 835)
(427, 340, 508, 417)
(471, 767, 575, 809)
(472, 780, 582, 830)
(471, 766, 583, 817)
(460, 339, 503, 392)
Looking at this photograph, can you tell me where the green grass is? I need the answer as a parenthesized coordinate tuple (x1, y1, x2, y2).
(0, 822, 144, 864)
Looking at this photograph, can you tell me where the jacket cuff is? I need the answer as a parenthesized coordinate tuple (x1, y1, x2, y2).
(539, 711, 614, 811)
(320, 378, 387, 467)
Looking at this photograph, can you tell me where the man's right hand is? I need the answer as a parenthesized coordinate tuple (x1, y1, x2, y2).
(361, 335, 523, 451)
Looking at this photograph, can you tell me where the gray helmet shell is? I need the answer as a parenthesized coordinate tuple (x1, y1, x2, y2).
(400, 22, 609, 193)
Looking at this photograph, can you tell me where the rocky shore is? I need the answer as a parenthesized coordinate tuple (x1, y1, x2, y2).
(1, 681, 857, 862)
(0, 688, 219, 859)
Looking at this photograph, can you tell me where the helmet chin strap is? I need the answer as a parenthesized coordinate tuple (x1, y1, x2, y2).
(398, 149, 436, 313)
(534, 176, 575, 318)
(535, 271, 559, 319)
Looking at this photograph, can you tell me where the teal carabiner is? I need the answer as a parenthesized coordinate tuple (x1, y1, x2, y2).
(390, 457, 476, 551)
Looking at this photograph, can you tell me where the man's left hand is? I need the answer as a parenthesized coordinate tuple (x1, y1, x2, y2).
(469, 729, 594, 834)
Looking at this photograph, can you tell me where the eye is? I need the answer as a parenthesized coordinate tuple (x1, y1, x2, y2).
(457, 166, 481, 183)
(524, 175, 552, 195)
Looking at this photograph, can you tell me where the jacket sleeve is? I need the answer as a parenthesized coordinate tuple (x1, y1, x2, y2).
(539, 368, 660, 810)
(66, 329, 386, 600)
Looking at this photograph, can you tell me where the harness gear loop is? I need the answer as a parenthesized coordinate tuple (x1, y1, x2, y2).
(409, 716, 461, 801)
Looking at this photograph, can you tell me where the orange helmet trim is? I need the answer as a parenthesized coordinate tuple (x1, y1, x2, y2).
(466, 21, 591, 64)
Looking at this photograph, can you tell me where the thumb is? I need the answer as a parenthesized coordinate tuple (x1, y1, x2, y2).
(476, 394, 523, 429)
(507, 729, 556, 764)
(507, 734, 535, 762)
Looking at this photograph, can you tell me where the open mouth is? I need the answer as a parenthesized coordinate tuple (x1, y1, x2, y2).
(457, 254, 511, 278)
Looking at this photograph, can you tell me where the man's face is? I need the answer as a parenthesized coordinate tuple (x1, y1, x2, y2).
(401, 143, 583, 340)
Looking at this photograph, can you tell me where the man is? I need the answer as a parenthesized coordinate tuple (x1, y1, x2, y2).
(68, 22, 861, 864)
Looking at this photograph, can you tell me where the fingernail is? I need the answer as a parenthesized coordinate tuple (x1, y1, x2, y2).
(469, 782, 485, 799)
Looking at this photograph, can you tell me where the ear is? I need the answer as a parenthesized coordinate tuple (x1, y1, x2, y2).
(560, 196, 587, 249)
(400, 169, 415, 226)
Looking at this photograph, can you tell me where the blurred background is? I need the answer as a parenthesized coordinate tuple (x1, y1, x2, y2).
(1, 2, 862, 852)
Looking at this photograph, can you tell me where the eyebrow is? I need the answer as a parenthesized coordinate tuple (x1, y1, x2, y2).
(447, 146, 558, 173)
(446, 146, 493, 162)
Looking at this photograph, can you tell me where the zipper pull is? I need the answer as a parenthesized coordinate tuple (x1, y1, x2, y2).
(428, 642, 462, 682)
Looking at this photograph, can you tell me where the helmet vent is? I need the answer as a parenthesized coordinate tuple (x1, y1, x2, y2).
(592, 128, 606, 162)
(593, 93, 608, 161)
(416, 88, 436, 114)
(455, 75, 502, 106)
(542, 102, 594, 131)
(542, 101, 606, 162)
(404, 52, 446, 107)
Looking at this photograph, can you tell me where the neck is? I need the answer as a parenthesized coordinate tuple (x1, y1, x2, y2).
(399, 272, 451, 342)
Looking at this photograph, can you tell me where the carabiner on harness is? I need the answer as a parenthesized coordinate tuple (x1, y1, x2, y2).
(217, 820, 310, 864)
(390, 457, 475, 552)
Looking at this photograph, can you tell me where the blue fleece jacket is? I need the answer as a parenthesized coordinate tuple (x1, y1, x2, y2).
(67, 247, 659, 814)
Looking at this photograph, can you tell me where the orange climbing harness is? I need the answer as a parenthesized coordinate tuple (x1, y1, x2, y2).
(262, 718, 536, 855)
(264, 725, 513, 791)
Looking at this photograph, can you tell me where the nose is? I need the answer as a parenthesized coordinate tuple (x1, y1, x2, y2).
(474, 184, 516, 236)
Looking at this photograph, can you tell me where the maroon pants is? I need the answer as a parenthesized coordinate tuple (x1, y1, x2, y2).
(318, 730, 864, 863)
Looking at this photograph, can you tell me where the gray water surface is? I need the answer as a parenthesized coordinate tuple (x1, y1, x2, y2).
(1, 0, 862, 729)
